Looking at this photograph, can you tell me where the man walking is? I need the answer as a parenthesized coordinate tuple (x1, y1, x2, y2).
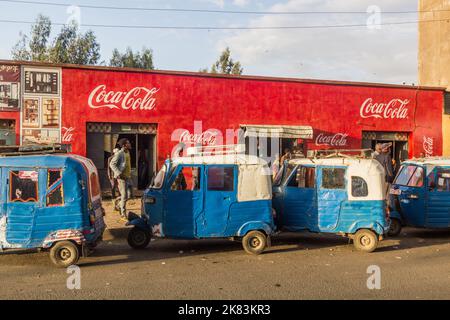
(109, 138, 133, 221)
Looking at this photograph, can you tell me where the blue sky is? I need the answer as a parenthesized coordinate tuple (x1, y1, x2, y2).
(0, 0, 419, 84)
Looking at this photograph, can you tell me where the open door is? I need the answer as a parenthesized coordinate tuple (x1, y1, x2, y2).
(316, 166, 347, 232)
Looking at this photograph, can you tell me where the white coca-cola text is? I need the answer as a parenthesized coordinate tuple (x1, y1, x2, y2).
(423, 136, 434, 157)
(315, 133, 348, 147)
(179, 130, 217, 146)
(360, 98, 410, 119)
(88, 85, 159, 111)
(62, 127, 75, 143)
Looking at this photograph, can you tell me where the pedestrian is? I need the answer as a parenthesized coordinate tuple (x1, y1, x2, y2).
(372, 143, 382, 159)
(109, 138, 133, 221)
(280, 148, 292, 164)
(374, 142, 395, 208)
(107, 147, 120, 211)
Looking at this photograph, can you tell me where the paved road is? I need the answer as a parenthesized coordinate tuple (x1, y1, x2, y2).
(1, 226, 450, 300)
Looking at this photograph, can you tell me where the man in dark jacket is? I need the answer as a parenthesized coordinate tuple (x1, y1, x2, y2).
(374, 142, 395, 183)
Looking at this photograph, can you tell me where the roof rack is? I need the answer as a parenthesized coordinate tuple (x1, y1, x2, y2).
(410, 156, 450, 162)
(308, 149, 373, 159)
(186, 144, 246, 157)
(0, 144, 71, 157)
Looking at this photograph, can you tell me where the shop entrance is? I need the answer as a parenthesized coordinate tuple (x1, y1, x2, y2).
(362, 131, 409, 174)
(86, 123, 157, 196)
(0, 120, 15, 146)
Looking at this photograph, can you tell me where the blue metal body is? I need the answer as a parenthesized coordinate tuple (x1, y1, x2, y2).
(390, 163, 450, 229)
(0, 155, 105, 251)
(133, 160, 274, 239)
(273, 164, 387, 236)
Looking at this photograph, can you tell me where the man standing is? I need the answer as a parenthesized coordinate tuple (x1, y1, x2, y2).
(374, 142, 395, 208)
(110, 138, 133, 221)
(107, 147, 120, 211)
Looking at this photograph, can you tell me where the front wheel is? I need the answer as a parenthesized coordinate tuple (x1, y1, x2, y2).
(353, 229, 379, 253)
(242, 231, 267, 255)
(127, 227, 151, 249)
(388, 218, 402, 237)
(49, 241, 80, 268)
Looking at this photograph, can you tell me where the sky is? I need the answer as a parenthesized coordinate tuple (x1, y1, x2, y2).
(0, 0, 420, 84)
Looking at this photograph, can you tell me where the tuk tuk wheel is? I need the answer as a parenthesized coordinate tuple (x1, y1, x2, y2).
(127, 227, 151, 249)
(242, 231, 267, 255)
(388, 218, 402, 237)
(49, 241, 80, 268)
(353, 229, 379, 253)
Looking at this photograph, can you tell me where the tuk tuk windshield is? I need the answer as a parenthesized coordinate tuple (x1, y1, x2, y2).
(274, 163, 296, 186)
(150, 165, 167, 189)
(394, 165, 424, 187)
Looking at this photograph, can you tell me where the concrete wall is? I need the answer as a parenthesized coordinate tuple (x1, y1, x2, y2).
(419, 0, 450, 156)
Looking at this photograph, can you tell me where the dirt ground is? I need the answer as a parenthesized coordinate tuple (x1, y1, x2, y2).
(1, 198, 450, 300)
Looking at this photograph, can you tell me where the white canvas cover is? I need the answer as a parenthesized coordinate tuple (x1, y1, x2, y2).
(237, 164, 272, 202)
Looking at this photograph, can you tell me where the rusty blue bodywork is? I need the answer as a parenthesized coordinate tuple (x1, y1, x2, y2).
(0, 154, 105, 252)
(129, 160, 274, 240)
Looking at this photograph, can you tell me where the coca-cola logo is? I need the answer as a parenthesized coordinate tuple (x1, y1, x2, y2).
(62, 126, 75, 143)
(88, 85, 159, 111)
(179, 130, 217, 146)
(315, 133, 348, 147)
(360, 98, 409, 119)
(423, 136, 433, 157)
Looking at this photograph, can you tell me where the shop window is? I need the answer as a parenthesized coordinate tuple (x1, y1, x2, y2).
(171, 167, 201, 191)
(10, 171, 38, 202)
(322, 168, 346, 189)
(436, 170, 450, 192)
(351, 176, 368, 197)
(207, 166, 234, 191)
(288, 167, 315, 188)
(47, 169, 64, 206)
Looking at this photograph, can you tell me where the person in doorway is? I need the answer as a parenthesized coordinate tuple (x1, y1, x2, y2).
(374, 142, 395, 208)
(280, 148, 292, 164)
(138, 150, 150, 190)
(372, 143, 382, 159)
(110, 138, 133, 221)
(107, 147, 120, 211)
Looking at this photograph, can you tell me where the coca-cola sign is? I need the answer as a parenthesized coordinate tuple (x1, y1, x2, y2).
(360, 98, 410, 119)
(179, 129, 217, 146)
(88, 85, 159, 111)
(423, 136, 434, 157)
(315, 133, 348, 147)
(61, 126, 75, 143)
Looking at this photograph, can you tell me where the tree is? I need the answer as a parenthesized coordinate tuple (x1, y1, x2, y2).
(202, 47, 243, 75)
(11, 15, 101, 65)
(109, 47, 154, 70)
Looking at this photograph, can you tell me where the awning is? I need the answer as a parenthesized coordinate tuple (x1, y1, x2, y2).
(241, 124, 313, 139)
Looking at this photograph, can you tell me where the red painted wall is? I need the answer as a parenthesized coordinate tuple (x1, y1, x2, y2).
(60, 68, 444, 166)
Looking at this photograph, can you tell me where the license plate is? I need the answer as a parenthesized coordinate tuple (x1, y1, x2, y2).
(390, 188, 401, 195)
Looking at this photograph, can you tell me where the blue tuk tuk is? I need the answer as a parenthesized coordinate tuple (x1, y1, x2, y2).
(273, 152, 389, 252)
(388, 158, 450, 236)
(127, 152, 275, 254)
(0, 145, 106, 267)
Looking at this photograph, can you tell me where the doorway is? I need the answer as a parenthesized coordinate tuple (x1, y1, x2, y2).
(86, 122, 157, 196)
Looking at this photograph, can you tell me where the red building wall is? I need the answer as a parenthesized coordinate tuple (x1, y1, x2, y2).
(61, 67, 444, 166)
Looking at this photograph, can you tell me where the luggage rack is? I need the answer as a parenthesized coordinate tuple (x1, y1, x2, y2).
(186, 144, 246, 157)
(308, 149, 373, 159)
(411, 156, 450, 162)
(0, 144, 71, 157)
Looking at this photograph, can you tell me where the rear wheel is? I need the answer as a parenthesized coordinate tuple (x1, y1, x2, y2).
(242, 231, 267, 255)
(388, 218, 402, 237)
(353, 229, 378, 253)
(127, 227, 151, 249)
(49, 241, 80, 268)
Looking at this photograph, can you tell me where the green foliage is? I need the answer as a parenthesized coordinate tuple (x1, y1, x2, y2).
(109, 47, 154, 70)
(11, 15, 101, 65)
(204, 47, 243, 75)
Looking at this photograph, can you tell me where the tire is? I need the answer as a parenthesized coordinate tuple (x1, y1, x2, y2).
(49, 241, 80, 268)
(353, 229, 379, 253)
(242, 231, 267, 255)
(127, 227, 151, 249)
(388, 218, 402, 237)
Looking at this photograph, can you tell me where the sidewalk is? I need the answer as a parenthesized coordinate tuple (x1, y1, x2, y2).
(102, 197, 141, 241)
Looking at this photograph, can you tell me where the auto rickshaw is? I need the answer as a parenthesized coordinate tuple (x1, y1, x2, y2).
(127, 148, 275, 255)
(388, 157, 450, 236)
(0, 145, 106, 267)
(272, 150, 389, 252)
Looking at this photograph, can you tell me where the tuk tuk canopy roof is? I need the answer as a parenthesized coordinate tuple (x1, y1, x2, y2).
(172, 155, 272, 202)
